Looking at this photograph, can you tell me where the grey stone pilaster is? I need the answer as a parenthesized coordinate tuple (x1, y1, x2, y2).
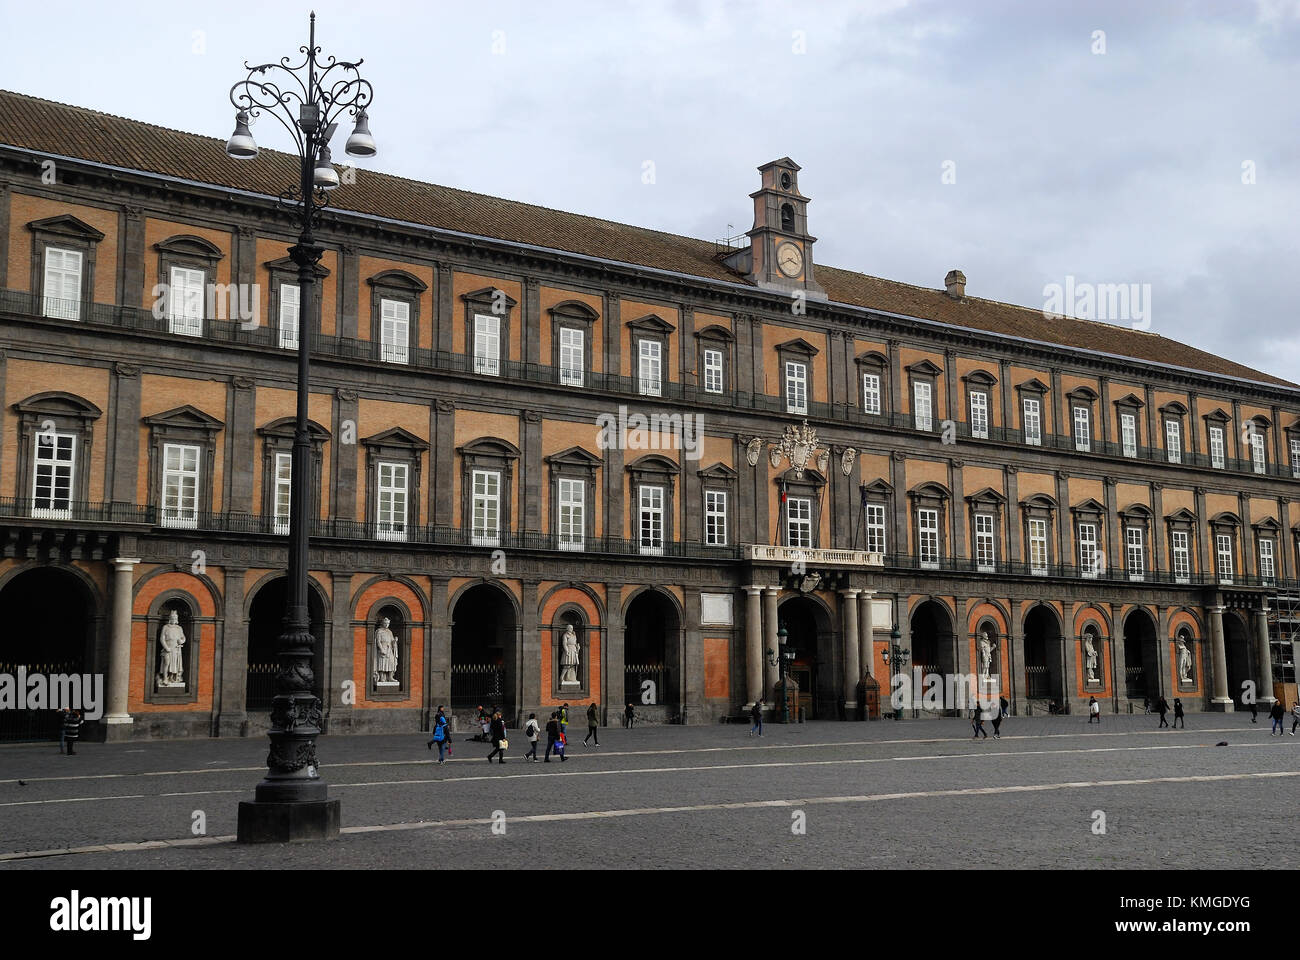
(519, 578, 541, 717)
(217, 566, 248, 736)
(682, 586, 703, 723)
(684, 455, 702, 544)
(891, 454, 906, 561)
(107, 362, 141, 504)
(943, 348, 957, 425)
(434, 399, 455, 526)
(328, 571, 353, 727)
(340, 246, 361, 339)
(333, 388, 359, 521)
(1231, 399, 1243, 462)
(1055, 471, 1070, 570)
(434, 263, 453, 354)
(0, 180, 9, 288)
(1050, 368, 1064, 440)
(519, 409, 541, 535)
(949, 459, 965, 560)
(1098, 375, 1111, 449)
(229, 377, 256, 513)
(828, 330, 845, 416)
(1194, 487, 1211, 577)
(1005, 467, 1020, 564)
(1103, 478, 1119, 574)
(234, 224, 256, 290)
(603, 292, 620, 381)
(427, 578, 452, 713)
(888, 339, 902, 419)
(734, 314, 753, 395)
(999, 358, 1012, 432)
(605, 583, 624, 716)
(1189, 393, 1201, 458)
(523, 278, 541, 366)
(678, 303, 694, 386)
(1151, 483, 1165, 576)
(1145, 386, 1157, 458)
(120, 206, 146, 308)
(1009, 606, 1025, 714)
(604, 437, 624, 540)
(1109, 602, 1126, 710)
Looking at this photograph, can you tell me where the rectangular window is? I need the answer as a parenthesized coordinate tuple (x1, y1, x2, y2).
(1172, 531, 1190, 583)
(272, 452, 292, 535)
(474, 313, 500, 376)
(278, 282, 300, 350)
(42, 247, 82, 321)
(913, 381, 932, 431)
(1165, 419, 1181, 464)
(1126, 526, 1145, 581)
(31, 431, 75, 518)
(558, 478, 585, 551)
(471, 469, 501, 547)
(1073, 406, 1091, 452)
(168, 266, 205, 337)
(1209, 425, 1225, 470)
(862, 373, 881, 415)
(917, 508, 940, 568)
(559, 326, 584, 387)
(381, 299, 410, 365)
(1078, 523, 1099, 578)
(161, 442, 200, 529)
(1215, 533, 1234, 582)
(969, 391, 989, 439)
(1121, 412, 1138, 458)
(865, 503, 887, 555)
(785, 361, 808, 415)
(1260, 538, 1276, 582)
(787, 497, 813, 548)
(704, 490, 727, 546)
(974, 513, 996, 572)
(1291, 438, 1300, 479)
(703, 348, 724, 394)
(1028, 518, 1048, 575)
(376, 461, 408, 541)
(1022, 397, 1041, 446)
(638, 339, 661, 397)
(638, 484, 665, 555)
(1250, 432, 1266, 475)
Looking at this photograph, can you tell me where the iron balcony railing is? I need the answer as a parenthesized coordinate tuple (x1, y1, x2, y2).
(6, 287, 1300, 483)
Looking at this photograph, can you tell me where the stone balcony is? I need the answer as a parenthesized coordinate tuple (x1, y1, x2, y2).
(744, 544, 884, 567)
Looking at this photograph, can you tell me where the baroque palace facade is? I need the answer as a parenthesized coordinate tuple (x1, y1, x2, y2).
(0, 90, 1297, 740)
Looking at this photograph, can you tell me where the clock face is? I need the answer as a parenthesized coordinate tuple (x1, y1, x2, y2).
(776, 242, 803, 278)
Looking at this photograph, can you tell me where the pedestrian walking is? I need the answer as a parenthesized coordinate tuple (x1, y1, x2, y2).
(1173, 698, 1185, 729)
(999, 695, 1009, 719)
(1156, 696, 1170, 728)
(486, 709, 508, 764)
(1142, 697, 1150, 715)
(1269, 700, 1285, 735)
(1291, 701, 1300, 736)
(1088, 696, 1100, 724)
(583, 702, 600, 746)
(624, 703, 635, 728)
(1248, 699, 1258, 723)
(59, 708, 81, 755)
(971, 697, 988, 739)
(544, 712, 566, 762)
(559, 703, 569, 735)
(991, 705, 1003, 739)
(428, 705, 451, 763)
(749, 699, 763, 737)
(524, 713, 540, 760)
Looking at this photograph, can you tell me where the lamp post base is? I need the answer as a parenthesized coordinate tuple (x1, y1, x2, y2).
(237, 798, 340, 843)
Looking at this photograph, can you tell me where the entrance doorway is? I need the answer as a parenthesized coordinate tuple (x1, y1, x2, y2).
(246, 577, 326, 712)
(1122, 609, 1160, 703)
(1224, 612, 1253, 708)
(1023, 606, 1065, 710)
(779, 595, 833, 719)
(0, 567, 95, 740)
(910, 600, 955, 714)
(450, 583, 518, 718)
(625, 590, 681, 719)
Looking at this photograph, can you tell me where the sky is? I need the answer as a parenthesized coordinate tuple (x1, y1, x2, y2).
(2, 0, 1298, 381)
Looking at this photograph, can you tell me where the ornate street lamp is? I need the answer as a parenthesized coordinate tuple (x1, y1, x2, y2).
(882, 624, 909, 720)
(226, 12, 376, 842)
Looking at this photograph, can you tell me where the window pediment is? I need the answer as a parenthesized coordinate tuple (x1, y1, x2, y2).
(27, 214, 105, 243)
(1017, 377, 1049, 394)
(257, 417, 331, 441)
(1113, 393, 1145, 409)
(909, 481, 951, 502)
(626, 313, 675, 335)
(964, 487, 1006, 508)
(362, 426, 428, 452)
(905, 358, 943, 377)
(1252, 516, 1281, 533)
(1202, 407, 1231, 424)
(694, 323, 735, 343)
(1159, 401, 1189, 417)
(13, 391, 102, 422)
(855, 350, 888, 368)
(961, 368, 998, 386)
(777, 337, 819, 358)
(697, 462, 738, 481)
(628, 453, 679, 479)
(143, 404, 223, 434)
(1118, 503, 1153, 522)
(458, 436, 521, 459)
(1247, 413, 1272, 428)
(1165, 508, 1198, 526)
(369, 269, 428, 293)
(860, 478, 893, 498)
(1067, 385, 1099, 402)
(1209, 511, 1241, 528)
(154, 234, 223, 262)
(1071, 497, 1106, 516)
(264, 256, 330, 279)
(1019, 493, 1057, 511)
(548, 300, 598, 322)
(546, 445, 602, 468)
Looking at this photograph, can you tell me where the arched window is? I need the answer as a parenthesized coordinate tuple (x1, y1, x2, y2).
(780, 203, 795, 232)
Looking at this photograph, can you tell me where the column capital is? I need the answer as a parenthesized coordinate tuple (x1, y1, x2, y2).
(839, 588, 861, 598)
(110, 557, 142, 570)
(742, 584, 765, 595)
(1207, 604, 1226, 614)
(763, 585, 782, 595)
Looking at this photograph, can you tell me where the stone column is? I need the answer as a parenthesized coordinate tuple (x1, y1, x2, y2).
(1208, 605, 1233, 710)
(104, 557, 141, 736)
(743, 585, 763, 707)
(1254, 604, 1276, 706)
(763, 586, 780, 700)
(858, 590, 876, 680)
(840, 589, 860, 715)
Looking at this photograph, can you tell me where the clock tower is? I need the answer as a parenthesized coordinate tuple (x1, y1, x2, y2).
(723, 158, 824, 298)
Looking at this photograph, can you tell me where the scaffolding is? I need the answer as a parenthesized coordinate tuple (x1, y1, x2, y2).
(1268, 586, 1300, 705)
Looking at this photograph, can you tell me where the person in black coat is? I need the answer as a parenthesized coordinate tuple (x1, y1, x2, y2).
(749, 700, 763, 737)
(486, 710, 507, 764)
(1269, 700, 1286, 736)
(1156, 696, 1170, 728)
(60, 709, 81, 755)
(1173, 698, 1185, 729)
(545, 712, 566, 762)
(1248, 699, 1258, 723)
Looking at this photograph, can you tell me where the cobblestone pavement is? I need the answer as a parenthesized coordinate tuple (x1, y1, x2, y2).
(0, 713, 1293, 869)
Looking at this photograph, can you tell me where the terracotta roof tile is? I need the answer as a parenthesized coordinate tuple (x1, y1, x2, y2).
(0, 89, 1289, 389)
